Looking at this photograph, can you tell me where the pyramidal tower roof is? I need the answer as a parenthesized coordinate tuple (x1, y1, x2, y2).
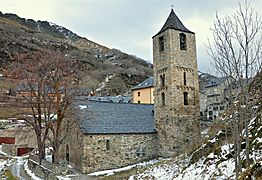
(153, 9, 194, 37)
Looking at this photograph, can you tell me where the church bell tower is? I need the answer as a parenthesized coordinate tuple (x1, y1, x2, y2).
(153, 8, 201, 157)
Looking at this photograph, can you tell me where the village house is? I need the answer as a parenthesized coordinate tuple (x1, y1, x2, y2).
(199, 76, 233, 121)
(0, 127, 36, 156)
(131, 77, 154, 104)
(61, 8, 201, 173)
(60, 100, 156, 173)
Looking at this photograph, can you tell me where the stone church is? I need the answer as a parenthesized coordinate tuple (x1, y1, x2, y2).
(61, 8, 200, 174)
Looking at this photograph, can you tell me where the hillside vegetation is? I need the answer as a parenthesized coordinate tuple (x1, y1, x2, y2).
(0, 12, 152, 95)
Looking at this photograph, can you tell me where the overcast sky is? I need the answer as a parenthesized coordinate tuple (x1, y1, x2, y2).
(1, 0, 262, 72)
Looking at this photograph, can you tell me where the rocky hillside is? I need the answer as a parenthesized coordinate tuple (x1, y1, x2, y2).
(0, 12, 152, 95)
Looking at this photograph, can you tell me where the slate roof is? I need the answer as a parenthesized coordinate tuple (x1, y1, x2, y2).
(73, 98, 155, 134)
(205, 77, 229, 88)
(131, 77, 154, 90)
(154, 9, 194, 37)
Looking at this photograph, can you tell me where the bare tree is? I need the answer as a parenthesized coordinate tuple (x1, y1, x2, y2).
(5, 50, 79, 164)
(207, 1, 262, 178)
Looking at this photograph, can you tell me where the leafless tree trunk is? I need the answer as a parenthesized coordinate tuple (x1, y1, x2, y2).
(5, 50, 79, 164)
(207, 0, 262, 177)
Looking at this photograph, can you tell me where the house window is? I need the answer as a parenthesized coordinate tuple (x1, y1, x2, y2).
(160, 74, 165, 87)
(159, 36, 164, 52)
(136, 147, 145, 157)
(209, 111, 213, 115)
(183, 72, 186, 85)
(183, 92, 188, 105)
(179, 33, 187, 50)
(106, 140, 110, 150)
(137, 92, 141, 97)
(161, 92, 165, 106)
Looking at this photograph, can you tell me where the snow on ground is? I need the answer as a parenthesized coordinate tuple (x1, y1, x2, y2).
(56, 176, 71, 180)
(131, 144, 237, 180)
(95, 75, 115, 92)
(24, 160, 42, 180)
(89, 159, 159, 176)
(11, 156, 26, 178)
(257, 137, 262, 143)
(0, 160, 8, 172)
(176, 156, 235, 180)
(79, 105, 87, 109)
(0, 145, 7, 156)
(130, 161, 180, 180)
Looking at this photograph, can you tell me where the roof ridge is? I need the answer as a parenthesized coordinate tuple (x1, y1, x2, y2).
(153, 9, 194, 37)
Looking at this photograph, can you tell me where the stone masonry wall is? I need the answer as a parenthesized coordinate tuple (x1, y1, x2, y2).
(60, 118, 84, 172)
(81, 133, 157, 174)
(153, 28, 201, 157)
(1, 144, 17, 156)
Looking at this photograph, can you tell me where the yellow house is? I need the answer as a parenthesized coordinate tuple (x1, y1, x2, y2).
(131, 77, 154, 104)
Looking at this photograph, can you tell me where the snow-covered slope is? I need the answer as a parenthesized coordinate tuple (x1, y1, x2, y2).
(94, 103, 262, 180)
(129, 105, 262, 180)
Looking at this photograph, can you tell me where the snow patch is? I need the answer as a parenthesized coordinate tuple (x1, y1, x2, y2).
(79, 105, 87, 109)
(89, 159, 159, 176)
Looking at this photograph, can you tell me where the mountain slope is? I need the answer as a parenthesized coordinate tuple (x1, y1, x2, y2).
(0, 12, 152, 95)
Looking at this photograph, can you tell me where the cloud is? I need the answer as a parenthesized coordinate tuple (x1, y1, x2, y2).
(1, 0, 262, 72)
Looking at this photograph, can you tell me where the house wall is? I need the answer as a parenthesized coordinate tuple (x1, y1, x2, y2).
(132, 87, 154, 104)
(0, 128, 37, 147)
(2, 144, 29, 156)
(206, 83, 227, 121)
(81, 133, 157, 173)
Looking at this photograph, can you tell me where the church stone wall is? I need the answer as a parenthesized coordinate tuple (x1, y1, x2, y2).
(153, 28, 201, 157)
(81, 133, 157, 173)
(60, 119, 84, 172)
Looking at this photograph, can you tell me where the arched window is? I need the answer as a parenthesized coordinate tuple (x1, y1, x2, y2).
(160, 74, 165, 87)
(183, 92, 188, 105)
(179, 33, 187, 50)
(159, 36, 164, 52)
(161, 92, 165, 106)
(183, 72, 186, 85)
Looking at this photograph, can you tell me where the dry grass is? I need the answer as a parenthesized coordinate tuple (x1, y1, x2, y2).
(0, 17, 34, 32)
(4, 169, 17, 180)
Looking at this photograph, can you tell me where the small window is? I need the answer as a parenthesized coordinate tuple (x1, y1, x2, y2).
(183, 92, 188, 105)
(159, 36, 164, 52)
(137, 92, 141, 97)
(161, 92, 165, 106)
(179, 33, 187, 50)
(183, 72, 186, 85)
(209, 111, 213, 115)
(136, 147, 145, 157)
(106, 140, 110, 150)
(160, 74, 165, 87)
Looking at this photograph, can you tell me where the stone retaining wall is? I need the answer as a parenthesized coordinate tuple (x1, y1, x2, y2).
(28, 155, 69, 180)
